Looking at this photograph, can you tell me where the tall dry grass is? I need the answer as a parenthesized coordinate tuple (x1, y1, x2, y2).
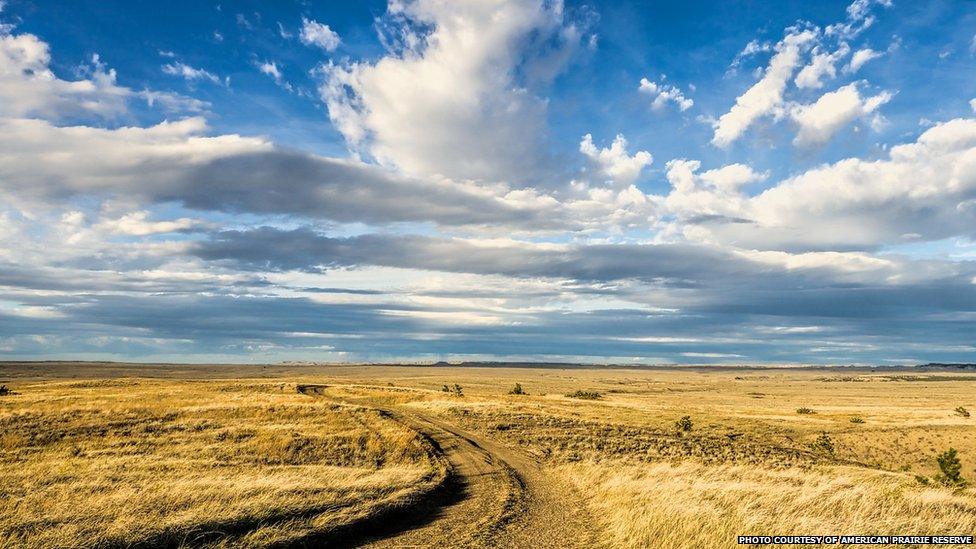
(0, 379, 444, 548)
(561, 461, 976, 548)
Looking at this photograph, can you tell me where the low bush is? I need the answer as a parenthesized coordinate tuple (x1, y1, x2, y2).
(796, 407, 815, 415)
(508, 383, 526, 395)
(0, 385, 9, 396)
(850, 416, 865, 424)
(955, 406, 970, 418)
(442, 384, 464, 397)
(935, 448, 964, 486)
(810, 432, 835, 455)
(675, 416, 693, 432)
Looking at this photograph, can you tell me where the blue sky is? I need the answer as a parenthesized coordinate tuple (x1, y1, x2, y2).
(0, 0, 974, 364)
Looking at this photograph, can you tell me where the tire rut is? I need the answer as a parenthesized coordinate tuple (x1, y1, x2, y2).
(297, 385, 598, 548)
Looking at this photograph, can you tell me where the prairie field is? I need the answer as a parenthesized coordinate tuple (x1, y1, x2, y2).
(0, 362, 974, 548)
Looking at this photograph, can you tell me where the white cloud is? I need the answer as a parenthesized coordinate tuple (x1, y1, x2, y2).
(258, 61, 281, 81)
(278, 22, 293, 39)
(0, 115, 651, 233)
(319, 0, 586, 182)
(0, 33, 131, 119)
(162, 62, 222, 85)
(663, 159, 754, 221)
(0, 29, 205, 119)
(845, 47, 882, 73)
(794, 43, 849, 89)
(638, 77, 693, 111)
(827, 0, 892, 39)
(712, 28, 817, 148)
(790, 83, 892, 147)
(257, 60, 293, 92)
(714, 0, 897, 147)
(579, 134, 652, 187)
(95, 211, 205, 236)
(970, 98, 976, 113)
(729, 39, 772, 71)
(663, 117, 976, 251)
(698, 163, 768, 192)
(299, 17, 340, 52)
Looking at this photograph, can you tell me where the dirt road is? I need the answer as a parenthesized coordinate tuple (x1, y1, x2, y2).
(298, 385, 598, 548)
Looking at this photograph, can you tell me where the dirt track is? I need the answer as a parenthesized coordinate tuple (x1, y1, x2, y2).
(298, 385, 598, 548)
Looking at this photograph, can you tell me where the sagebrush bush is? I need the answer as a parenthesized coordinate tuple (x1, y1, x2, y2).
(0, 385, 9, 396)
(675, 416, 693, 432)
(441, 384, 464, 396)
(955, 406, 970, 418)
(508, 383, 526, 395)
(850, 416, 864, 424)
(810, 432, 834, 455)
(796, 407, 815, 415)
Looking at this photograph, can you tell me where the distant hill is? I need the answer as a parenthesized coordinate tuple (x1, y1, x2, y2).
(917, 363, 976, 370)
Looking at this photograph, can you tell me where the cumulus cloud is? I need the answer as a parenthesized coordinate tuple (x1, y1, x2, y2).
(712, 28, 817, 148)
(319, 0, 587, 182)
(845, 47, 883, 73)
(794, 43, 850, 89)
(0, 28, 204, 119)
(638, 77, 693, 111)
(665, 117, 976, 250)
(299, 17, 340, 51)
(715, 0, 894, 147)
(0, 33, 131, 119)
(790, 83, 892, 147)
(579, 134, 652, 187)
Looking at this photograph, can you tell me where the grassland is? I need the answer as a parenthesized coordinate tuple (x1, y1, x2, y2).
(0, 377, 445, 548)
(1, 362, 974, 547)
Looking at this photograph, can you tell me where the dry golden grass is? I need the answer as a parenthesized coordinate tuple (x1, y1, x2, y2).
(1, 364, 974, 548)
(561, 461, 976, 548)
(318, 366, 976, 547)
(0, 379, 444, 548)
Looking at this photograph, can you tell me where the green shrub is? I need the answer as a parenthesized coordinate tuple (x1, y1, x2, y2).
(508, 383, 526, 395)
(955, 406, 970, 418)
(935, 448, 964, 485)
(675, 416, 693, 432)
(810, 432, 835, 455)
(796, 407, 815, 415)
(915, 474, 930, 485)
(566, 390, 601, 400)
(850, 416, 865, 424)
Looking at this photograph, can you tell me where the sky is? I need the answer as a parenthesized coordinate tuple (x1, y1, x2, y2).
(0, 0, 975, 365)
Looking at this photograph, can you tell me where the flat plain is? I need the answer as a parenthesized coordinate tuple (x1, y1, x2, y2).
(1, 362, 974, 548)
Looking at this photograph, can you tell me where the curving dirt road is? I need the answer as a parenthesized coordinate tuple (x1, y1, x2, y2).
(298, 385, 599, 548)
